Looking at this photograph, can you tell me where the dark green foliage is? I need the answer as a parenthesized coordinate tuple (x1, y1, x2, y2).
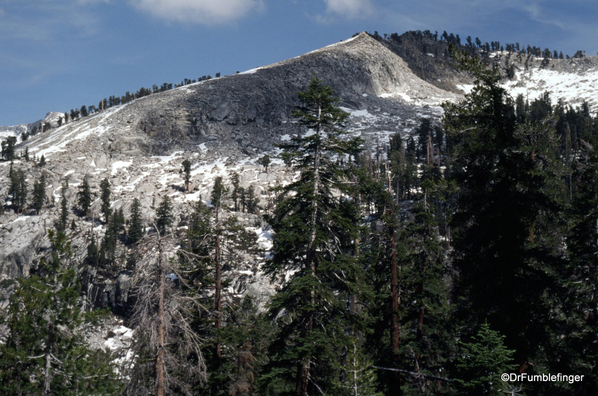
(9, 167, 27, 213)
(211, 176, 226, 209)
(101, 207, 125, 267)
(156, 195, 173, 235)
(0, 230, 121, 396)
(455, 322, 515, 395)
(77, 178, 92, 216)
(245, 185, 259, 214)
(100, 177, 111, 220)
(444, 46, 567, 379)
(396, 206, 454, 394)
(181, 159, 192, 191)
(264, 77, 366, 395)
(58, 184, 69, 233)
(258, 154, 271, 173)
(128, 197, 144, 244)
(32, 173, 46, 214)
(564, 148, 598, 393)
(86, 232, 99, 266)
(230, 172, 241, 211)
(39, 154, 46, 167)
(178, 198, 261, 396)
(1, 136, 16, 161)
(125, 231, 206, 396)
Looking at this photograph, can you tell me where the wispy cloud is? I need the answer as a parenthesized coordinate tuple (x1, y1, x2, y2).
(128, 0, 265, 25)
(315, 0, 374, 22)
(0, 0, 107, 42)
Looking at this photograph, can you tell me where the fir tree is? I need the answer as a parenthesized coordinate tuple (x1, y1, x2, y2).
(245, 185, 259, 214)
(125, 231, 206, 396)
(0, 230, 121, 396)
(258, 154, 271, 173)
(455, 322, 516, 395)
(263, 77, 365, 396)
(77, 178, 92, 216)
(39, 154, 46, 167)
(1, 136, 16, 161)
(155, 195, 173, 235)
(230, 172, 241, 211)
(10, 168, 27, 213)
(87, 232, 99, 266)
(58, 184, 69, 233)
(128, 197, 144, 244)
(564, 148, 598, 393)
(179, 199, 260, 396)
(32, 173, 46, 214)
(444, 46, 567, 377)
(100, 177, 111, 221)
(181, 159, 192, 192)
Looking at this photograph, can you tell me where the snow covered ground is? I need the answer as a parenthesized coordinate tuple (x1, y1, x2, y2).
(503, 66, 598, 111)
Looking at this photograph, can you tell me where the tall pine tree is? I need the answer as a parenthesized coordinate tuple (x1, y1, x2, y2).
(263, 77, 365, 396)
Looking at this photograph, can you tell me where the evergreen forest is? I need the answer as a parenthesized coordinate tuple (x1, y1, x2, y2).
(3, 46, 598, 396)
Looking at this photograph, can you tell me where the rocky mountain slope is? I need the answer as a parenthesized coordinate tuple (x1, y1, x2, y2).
(2, 31, 598, 314)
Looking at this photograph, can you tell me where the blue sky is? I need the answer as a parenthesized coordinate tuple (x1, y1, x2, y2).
(1, 0, 597, 126)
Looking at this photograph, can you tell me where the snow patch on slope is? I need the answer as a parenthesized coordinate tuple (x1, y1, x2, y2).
(503, 67, 598, 111)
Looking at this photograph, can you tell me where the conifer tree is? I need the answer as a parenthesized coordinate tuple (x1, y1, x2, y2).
(87, 232, 99, 266)
(210, 176, 227, 391)
(155, 195, 173, 235)
(10, 168, 28, 213)
(245, 185, 259, 214)
(258, 154, 271, 173)
(100, 177, 111, 220)
(77, 178, 92, 216)
(264, 77, 365, 396)
(39, 154, 46, 167)
(230, 172, 241, 211)
(32, 173, 46, 214)
(128, 197, 144, 244)
(444, 46, 567, 376)
(0, 230, 121, 396)
(564, 148, 598, 393)
(58, 184, 69, 233)
(179, 198, 260, 396)
(181, 159, 192, 192)
(1, 136, 16, 161)
(455, 322, 515, 395)
(125, 230, 206, 396)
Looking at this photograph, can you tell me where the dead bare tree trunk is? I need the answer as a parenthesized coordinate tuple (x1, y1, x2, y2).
(215, 205, 222, 359)
(43, 325, 53, 396)
(387, 168, 400, 359)
(126, 228, 206, 396)
(213, 204, 223, 396)
(156, 235, 166, 396)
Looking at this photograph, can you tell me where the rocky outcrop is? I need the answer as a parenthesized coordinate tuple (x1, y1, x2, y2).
(0, 31, 467, 317)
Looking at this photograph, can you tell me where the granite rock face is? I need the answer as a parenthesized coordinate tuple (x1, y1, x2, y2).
(0, 33, 467, 313)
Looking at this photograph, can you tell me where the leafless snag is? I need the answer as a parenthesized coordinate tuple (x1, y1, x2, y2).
(124, 225, 206, 396)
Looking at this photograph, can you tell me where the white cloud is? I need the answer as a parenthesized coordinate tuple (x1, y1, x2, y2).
(314, 0, 374, 23)
(129, 0, 264, 25)
(323, 0, 374, 18)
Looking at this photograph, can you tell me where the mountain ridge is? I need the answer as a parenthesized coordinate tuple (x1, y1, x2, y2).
(2, 30, 598, 313)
